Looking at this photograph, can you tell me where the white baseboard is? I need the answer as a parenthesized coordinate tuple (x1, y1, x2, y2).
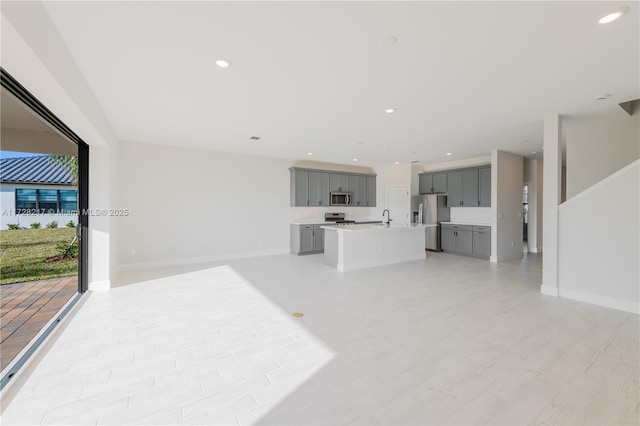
(118, 249, 290, 272)
(338, 254, 425, 272)
(540, 284, 559, 297)
(558, 288, 639, 314)
(89, 280, 111, 291)
(529, 247, 542, 254)
(490, 252, 524, 263)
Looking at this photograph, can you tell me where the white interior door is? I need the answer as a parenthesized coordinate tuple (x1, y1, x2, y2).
(387, 186, 410, 225)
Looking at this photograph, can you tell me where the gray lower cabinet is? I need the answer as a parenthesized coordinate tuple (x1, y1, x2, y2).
(472, 226, 491, 257)
(441, 224, 490, 258)
(290, 224, 325, 255)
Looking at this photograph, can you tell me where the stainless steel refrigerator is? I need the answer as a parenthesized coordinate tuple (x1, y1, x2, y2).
(412, 194, 450, 251)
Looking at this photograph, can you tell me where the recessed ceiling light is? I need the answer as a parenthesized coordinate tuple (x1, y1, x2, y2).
(394, 161, 399, 165)
(446, 152, 453, 156)
(353, 158, 358, 162)
(597, 7, 629, 24)
(532, 151, 538, 155)
(385, 108, 396, 114)
(307, 152, 313, 156)
(249, 136, 260, 141)
(215, 59, 231, 68)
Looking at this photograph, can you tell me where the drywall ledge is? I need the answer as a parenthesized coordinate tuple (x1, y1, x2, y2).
(557, 160, 639, 314)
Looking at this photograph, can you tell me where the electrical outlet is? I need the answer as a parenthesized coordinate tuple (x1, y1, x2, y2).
(131, 248, 136, 255)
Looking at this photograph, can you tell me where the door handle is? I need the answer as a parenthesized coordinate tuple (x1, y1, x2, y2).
(76, 223, 82, 241)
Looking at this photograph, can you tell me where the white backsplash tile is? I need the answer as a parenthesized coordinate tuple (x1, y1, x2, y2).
(449, 207, 491, 224)
(289, 207, 377, 223)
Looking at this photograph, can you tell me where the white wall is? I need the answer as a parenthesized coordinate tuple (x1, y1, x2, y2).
(566, 109, 640, 199)
(524, 158, 543, 253)
(491, 150, 524, 262)
(557, 161, 639, 314)
(2, 3, 120, 289)
(118, 141, 294, 269)
(0, 184, 77, 229)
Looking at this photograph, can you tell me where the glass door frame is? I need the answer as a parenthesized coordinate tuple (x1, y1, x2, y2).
(1, 67, 89, 292)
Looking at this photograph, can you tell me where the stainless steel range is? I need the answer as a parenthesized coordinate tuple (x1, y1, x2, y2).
(324, 212, 355, 225)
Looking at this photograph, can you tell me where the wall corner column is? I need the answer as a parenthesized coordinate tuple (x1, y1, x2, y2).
(541, 114, 562, 296)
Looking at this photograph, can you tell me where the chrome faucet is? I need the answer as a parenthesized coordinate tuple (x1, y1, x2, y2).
(382, 209, 391, 224)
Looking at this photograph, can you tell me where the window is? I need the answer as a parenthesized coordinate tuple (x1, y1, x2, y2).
(15, 188, 78, 214)
(59, 190, 78, 213)
(38, 189, 59, 213)
(15, 189, 37, 213)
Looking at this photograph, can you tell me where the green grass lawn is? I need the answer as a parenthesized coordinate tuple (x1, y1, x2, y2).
(1, 228, 78, 285)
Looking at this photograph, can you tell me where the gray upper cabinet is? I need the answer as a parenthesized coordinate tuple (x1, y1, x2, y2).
(308, 171, 329, 206)
(478, 167, 491, 207)
(348, 175, 367, 206)
(366, 176, 376, 206)
(419, 172, 447, 194)
(432, 172, 447, 193)
(446, 167, 485, 207)
(447, 171, 463, 206)
(357, 175, 367, 206)
(330, 173, 349, 192)
(419, 173, 432, 194)
(462, 169, 479, 207)
(290, 169, 309, 206)
(290, 167, 376, 207)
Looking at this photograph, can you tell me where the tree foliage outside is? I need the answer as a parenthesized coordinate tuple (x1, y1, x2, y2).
(48, 155, 78, 186)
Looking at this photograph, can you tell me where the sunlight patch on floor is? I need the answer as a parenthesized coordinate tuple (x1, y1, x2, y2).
(1, 265, 335, 425)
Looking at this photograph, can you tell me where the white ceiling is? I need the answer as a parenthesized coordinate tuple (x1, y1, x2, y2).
(41, 1, 639, 167)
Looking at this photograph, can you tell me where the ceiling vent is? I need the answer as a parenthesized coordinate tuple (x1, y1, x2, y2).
(249, 136, 261, 141)
(411, 160, 420, 163)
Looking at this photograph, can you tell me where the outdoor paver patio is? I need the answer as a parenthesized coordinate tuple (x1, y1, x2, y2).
(1, 276, 78, 372)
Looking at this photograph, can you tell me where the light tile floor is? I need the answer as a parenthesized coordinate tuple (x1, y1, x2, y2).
(1, 252, 638, 425)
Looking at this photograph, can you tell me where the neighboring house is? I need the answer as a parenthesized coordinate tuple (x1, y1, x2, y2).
(0, 155, 78, 230)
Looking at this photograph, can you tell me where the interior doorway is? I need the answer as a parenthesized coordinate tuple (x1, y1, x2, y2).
(386, 186, 410, 225)
(523, 183, 529, 252)
(0, 69, 89, 390)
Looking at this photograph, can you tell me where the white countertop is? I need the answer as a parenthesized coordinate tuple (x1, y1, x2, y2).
(440, 221, 491, 226)
(322, 223, 428, 232)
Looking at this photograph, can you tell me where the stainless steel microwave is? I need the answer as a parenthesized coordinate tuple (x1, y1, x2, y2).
(330, 192, 351, 206)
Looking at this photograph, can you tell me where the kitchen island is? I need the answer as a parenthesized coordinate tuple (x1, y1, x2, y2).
(321, 223, 428, 271)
